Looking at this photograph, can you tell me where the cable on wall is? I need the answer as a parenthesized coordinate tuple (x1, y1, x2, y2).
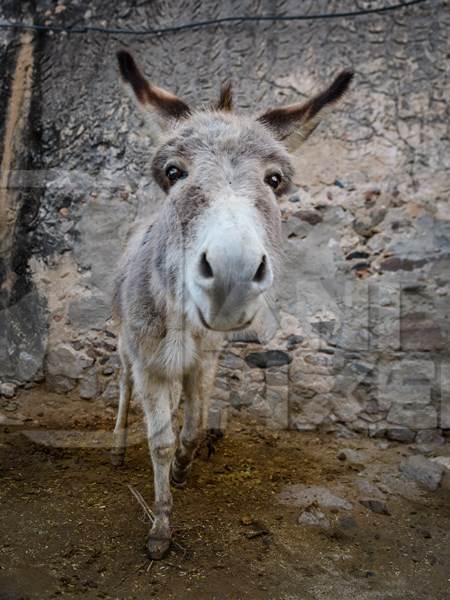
(0, 0, 429, 37)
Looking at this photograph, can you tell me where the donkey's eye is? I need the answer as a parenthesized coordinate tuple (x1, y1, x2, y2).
(165, 165, 187, 183)
(265, 172, 282, 190)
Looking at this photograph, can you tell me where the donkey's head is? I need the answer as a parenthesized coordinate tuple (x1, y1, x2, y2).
(118, 51, 352, 333)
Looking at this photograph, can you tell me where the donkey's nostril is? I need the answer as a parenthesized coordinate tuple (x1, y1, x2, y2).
(253, 255, 267, 283)
(199, 252, 214, 279)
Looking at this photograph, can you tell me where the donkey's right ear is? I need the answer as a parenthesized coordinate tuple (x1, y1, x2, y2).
(117, 51, 191, 123)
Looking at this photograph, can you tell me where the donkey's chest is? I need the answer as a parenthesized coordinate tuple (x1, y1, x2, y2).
(140, 327, 198, 378)
(163, 328, 198, 374)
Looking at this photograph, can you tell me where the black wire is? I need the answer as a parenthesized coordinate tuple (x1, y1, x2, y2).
(0, 0, 428, 36)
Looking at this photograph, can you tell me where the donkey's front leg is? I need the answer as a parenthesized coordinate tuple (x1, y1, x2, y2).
(139, 377, 179, 559)
(171, 352, 218, 487)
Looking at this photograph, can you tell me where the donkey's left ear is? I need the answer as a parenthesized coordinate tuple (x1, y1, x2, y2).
(117, 50, 191, 123)
(258, 70, 354, 151)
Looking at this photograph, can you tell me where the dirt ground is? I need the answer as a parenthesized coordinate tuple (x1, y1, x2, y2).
(1, 389, 450, 600)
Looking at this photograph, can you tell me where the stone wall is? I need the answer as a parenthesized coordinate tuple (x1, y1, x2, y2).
(1, 0, 449, 440)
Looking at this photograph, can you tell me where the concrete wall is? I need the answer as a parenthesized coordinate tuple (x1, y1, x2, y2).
(1, 0, 449, 440)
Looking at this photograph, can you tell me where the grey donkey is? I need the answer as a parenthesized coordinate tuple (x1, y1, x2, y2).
(111, 50, 353, 559)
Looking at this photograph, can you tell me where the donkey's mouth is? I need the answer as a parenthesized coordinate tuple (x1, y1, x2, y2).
(196, 306, 255, 332)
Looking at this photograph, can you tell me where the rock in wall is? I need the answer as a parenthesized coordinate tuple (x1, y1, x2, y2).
(0, 0, 449, 440)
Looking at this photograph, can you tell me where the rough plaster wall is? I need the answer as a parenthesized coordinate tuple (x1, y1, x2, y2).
(0, 0, 449, 440)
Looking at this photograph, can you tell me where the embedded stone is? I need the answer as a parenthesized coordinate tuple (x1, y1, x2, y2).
(278, 485, 352, 510)
(298, 508, 330, 528)
(337, 448, 369, 464)
(221, 352, 245, 370)
(400, 455, 444, 491)
(415, 429, 445, 448)
(79, 369, 99, 400)
(45, 343, 94, 380)
(380, 257, 428, 272)
(400, 312, 444, 351)
(68, 294, 111, 331)
(386, 428, 416, 443)
(46, 374, 76, 394)
(293, 209, 323, 225)
(0, 382, 16, 398)
(387, 405, 437, 430)
(359, 498, 390, 515)
(430, 457, 450, 472)
(244, 350, 292, 369)
(286, 334, 304, 350)
(346, 250, 370, 260)
(102, 381, 119, 405)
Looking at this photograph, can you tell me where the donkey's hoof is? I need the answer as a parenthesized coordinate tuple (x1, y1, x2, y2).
(170, 470, 187, 489)
(110, 449, 125, 467)
(147, 536, 171, 560)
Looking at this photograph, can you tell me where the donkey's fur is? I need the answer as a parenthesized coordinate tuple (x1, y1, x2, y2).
(112, 51, 353, 559)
